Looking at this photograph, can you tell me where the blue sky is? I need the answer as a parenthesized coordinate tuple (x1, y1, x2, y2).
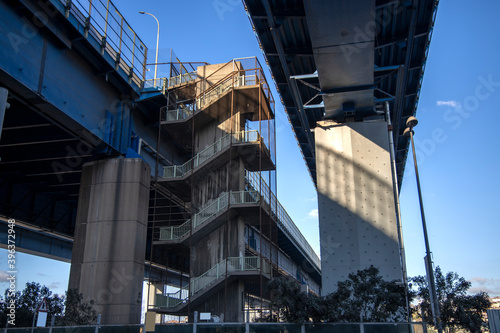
(1, 0, 499, 298)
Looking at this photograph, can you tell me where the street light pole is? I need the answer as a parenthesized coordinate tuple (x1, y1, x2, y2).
(404, 116, 442, 333)
(139, 11, 159, 86)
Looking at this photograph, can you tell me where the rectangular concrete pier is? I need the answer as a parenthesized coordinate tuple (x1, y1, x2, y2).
(315, 120, 402, 295)
(69, 158, 151, 324)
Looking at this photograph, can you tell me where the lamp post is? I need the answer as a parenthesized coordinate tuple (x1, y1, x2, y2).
(139, 11, 160, 86)
(404, 116, 442, 333)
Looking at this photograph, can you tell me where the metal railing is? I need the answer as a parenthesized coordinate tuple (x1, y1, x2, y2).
(143, 71, 197, 90)
(197, 74, 257, 110)
(162, 130, 262, 179)
(246, 171, 321, 270)
(159, 172, 320, 271)
(168, 71, 198, 87)
(156, 256, 270, 308)
(155, 289, 185, 308)
(159, 190, 260, 241)
(161, 73, 259, 123)
(143, 78, 167, 89)
(59, 0, 147, 87)
(17, 323, 427, 331)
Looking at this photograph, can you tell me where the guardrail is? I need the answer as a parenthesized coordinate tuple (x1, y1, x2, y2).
(246, 171, 321, 270)
(16, 323, 427, 332)
(168, 71, 198, 87)
(162, 130, 262, 179)
(159, 171, 320, 270)
(161, 73, 259, 122)
(159, 190, 260, 241)
(59, 0, 147, 87)
(156, 256, 270, 308)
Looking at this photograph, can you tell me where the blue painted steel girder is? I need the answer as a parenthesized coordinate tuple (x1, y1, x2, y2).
(244, 0, 440, 187)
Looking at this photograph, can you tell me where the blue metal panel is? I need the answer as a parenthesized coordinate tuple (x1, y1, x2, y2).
(0, 220, 73, 261)
(0, 1, 45, 93)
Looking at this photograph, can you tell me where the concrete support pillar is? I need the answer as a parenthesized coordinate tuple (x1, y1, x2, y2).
(315, 120, 402, 295)
(69, 158, 151, 324)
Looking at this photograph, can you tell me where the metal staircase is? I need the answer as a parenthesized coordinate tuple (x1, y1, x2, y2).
(161, 72, 258, 122)
(162, 130, 267, 179)
(158, 190, 260, 242)
(155, 256, 270, 310)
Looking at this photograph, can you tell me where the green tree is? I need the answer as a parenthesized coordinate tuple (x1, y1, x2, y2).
(264, 276, 323, 323)
(264, 266, 407, 323)
(0, 282, 64, 327)
(0, 283, 96, 327)
(410, 266, 491, 333)
(327, 265, 408, 322)
(59, 289, 97, 325)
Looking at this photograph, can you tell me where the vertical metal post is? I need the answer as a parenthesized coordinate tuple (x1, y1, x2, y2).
(130, 29, 136, 68)
(0, 88, 8, 155)
(385, 102, 410, 320)
(258, 69, 264, 315)
(48, 315, 55, 333)
(104, 0, 110, 37)
(94, 314, 100, 333)
(30, 305, 37, 333)
(408, 129, 442, 333)
(118, 15, 123, 53)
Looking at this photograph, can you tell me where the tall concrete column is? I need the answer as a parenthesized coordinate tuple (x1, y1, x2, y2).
(69, 158, 151, 324)
(315, 120, 402, 295)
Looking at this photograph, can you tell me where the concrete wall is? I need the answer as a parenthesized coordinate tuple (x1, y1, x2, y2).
(196, 62, 243, 95)
(69, 158, 150, 324)
(315, 120, 402, 295)
(193, 280, 245, 323)
(195, 111, 243, 154)
(190, 217, 245, 277)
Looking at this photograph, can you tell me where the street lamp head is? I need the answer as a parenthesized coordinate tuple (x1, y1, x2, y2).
(139, 11, 145, 14)
(403, 127, 412, 138)
(406, 116, 418, 129)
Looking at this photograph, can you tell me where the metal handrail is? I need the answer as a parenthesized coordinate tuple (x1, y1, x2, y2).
(168, 71, 198, 87)
(159, 190, 260, 241)
(246, 171, 321, 270)
(162, 130, 262, 179)
(60, 0, 147, 86)
(160, 171, 320, 270)
(155, 256, 269, 308)
(161, 71, 261, 123)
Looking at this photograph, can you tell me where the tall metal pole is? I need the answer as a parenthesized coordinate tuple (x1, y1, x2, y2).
(385, 102, 410, 321)
(139, 12, 159, 85)
(0, 88, 9, 141)
(405, 118, 442, 333)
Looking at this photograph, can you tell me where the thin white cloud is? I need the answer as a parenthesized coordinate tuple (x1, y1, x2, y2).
(308, 209, 318, 218)
(0, 271, 9, 281)
(468, 277, 500, 297)
(48, 282, 61, 290)
(437, 100, 460, 108)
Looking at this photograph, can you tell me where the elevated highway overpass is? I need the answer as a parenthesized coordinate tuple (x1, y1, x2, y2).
(244, 0, 439, 294)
